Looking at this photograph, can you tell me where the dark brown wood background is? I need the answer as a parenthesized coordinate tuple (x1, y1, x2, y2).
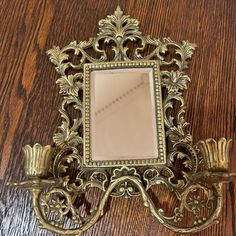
(0, 0, 236, 235)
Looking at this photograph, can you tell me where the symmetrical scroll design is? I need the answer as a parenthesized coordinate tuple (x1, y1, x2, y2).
(9, 174, 224, 235)
(8, 6, 235, 235)
(46, 5, 198, 194)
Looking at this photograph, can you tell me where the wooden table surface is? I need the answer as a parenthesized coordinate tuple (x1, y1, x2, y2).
(0, 0, 235, 235)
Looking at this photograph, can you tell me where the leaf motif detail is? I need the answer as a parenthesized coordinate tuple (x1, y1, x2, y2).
(98, 6, 141, 40)
(162, 71, 190, 92)
(47, 46, 69, 65)
(56, 73, 83, 96)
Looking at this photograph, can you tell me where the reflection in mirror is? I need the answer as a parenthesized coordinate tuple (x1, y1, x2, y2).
(90, 68, 158, 161)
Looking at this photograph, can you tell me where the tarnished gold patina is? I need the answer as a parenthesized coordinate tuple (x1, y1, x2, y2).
(8, 6, 235, 235)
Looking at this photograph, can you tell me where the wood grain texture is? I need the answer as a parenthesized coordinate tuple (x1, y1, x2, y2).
(0, 0, 235, 235)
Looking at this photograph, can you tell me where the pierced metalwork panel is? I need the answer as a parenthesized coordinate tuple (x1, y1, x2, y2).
(8, 6, 235, 236)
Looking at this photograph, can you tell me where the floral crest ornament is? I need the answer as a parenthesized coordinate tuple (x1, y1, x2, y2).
(8, 6, 235, 235)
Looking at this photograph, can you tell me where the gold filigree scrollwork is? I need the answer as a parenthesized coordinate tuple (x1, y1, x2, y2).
(8, 6, 235, 235)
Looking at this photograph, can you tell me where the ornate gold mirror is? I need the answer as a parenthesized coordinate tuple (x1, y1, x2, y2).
(8, 6, 235, 235)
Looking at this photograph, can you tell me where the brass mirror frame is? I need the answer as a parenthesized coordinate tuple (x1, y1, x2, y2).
(8, 6, 235, 235)
(83, 60, 166, 167)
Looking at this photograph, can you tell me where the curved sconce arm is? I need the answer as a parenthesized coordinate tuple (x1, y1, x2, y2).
(9, 173, 227, 235)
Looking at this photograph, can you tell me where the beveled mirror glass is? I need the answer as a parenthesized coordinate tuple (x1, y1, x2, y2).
(91, 68, 157, 160)
(84, 61, 166, 167)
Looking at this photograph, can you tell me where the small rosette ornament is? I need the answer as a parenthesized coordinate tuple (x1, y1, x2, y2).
(198, 138, 232, 172)
(23, 143, 52, 178)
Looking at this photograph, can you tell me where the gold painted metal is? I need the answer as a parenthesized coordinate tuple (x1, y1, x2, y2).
(8, 6, 235, 235)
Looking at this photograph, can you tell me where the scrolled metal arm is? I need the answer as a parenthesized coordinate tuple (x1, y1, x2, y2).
(29, 177, 142, 235)
(23, 175, 223, 235)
